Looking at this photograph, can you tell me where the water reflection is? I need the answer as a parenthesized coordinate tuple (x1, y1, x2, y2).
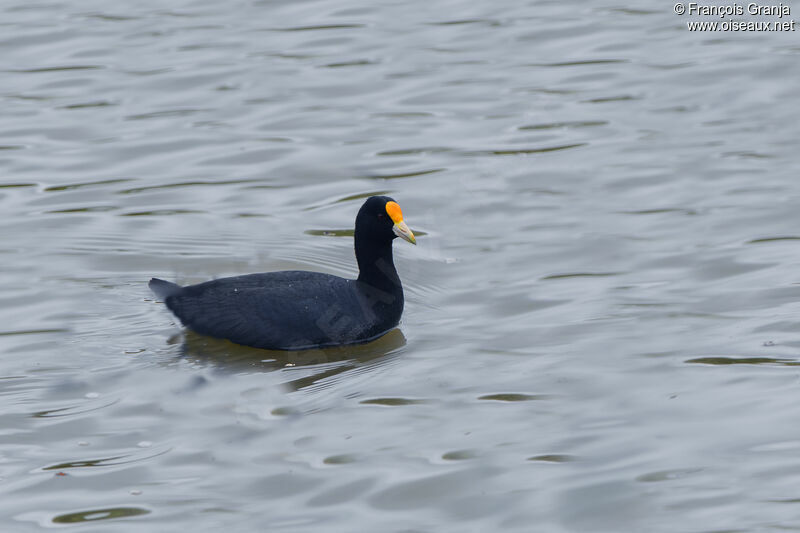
(52, 507, 149, 524)
(685, 356, 800, 366)
(359, 397, 427, 406)
(41, 446, 170, 472)
(175, 328, 406, 390)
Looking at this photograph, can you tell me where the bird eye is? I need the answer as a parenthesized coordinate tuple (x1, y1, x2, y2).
(377, 213, 385, 218)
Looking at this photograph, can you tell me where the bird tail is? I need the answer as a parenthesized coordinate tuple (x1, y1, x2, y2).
(149, 278, 183, 300)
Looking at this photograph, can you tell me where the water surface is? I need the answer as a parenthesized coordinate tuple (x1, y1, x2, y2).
(3, 0, 800, 531)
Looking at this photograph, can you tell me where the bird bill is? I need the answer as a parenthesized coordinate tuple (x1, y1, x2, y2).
(392, 221, 416, 245)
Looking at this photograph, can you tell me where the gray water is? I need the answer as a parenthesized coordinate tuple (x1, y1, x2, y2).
(2, 0, 800, 531)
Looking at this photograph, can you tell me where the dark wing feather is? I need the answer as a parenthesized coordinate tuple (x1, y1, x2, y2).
(162, 272, 373, 350)
(149, 278, 182, 299)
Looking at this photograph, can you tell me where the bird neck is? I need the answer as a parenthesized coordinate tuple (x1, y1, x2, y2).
(355, 238, 401, 291)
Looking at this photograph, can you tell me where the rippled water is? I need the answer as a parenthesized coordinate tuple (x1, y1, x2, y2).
(3, 0, 800, 530)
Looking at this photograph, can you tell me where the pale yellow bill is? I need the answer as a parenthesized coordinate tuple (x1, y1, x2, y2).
(392, 220, 416, 245)
(386, 201, 416, 245)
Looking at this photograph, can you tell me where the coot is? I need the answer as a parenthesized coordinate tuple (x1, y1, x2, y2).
(149, 196, 416, 350)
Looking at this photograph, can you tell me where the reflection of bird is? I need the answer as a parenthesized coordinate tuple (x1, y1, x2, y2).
(149, 196, 416, 350)
(175, 328, 407, 391)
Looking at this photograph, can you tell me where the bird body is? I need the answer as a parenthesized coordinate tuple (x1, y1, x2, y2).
(149, 196, 415, 350)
